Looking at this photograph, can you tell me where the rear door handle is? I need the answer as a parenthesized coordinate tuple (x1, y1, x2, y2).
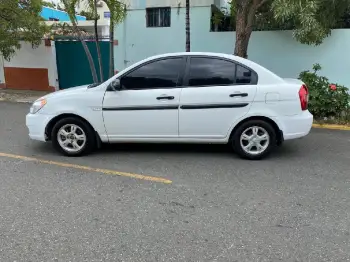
(156, 96, 174, 100)
(230, 93, 248, 97)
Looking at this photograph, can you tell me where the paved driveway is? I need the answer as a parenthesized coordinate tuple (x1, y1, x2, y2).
(0, 101, 350, 262)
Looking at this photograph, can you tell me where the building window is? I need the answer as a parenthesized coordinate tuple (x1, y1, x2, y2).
(146, 7, 171, 27)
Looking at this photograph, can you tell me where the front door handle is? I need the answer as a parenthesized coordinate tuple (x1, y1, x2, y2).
(230, 93, 248, 98)
(157, 96, 174, 100)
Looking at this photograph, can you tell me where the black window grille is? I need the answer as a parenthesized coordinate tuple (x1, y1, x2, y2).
(146, 7, 171, 27)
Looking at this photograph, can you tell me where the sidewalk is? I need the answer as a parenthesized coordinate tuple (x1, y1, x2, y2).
(0, 89, 51, 103)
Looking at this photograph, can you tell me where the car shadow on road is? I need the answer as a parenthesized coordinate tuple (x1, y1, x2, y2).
(101, 141, 305, 158)
(30, 140, 306, 160)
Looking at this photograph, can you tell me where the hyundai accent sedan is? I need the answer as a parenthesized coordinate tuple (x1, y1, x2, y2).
(26, 52, 313, 160)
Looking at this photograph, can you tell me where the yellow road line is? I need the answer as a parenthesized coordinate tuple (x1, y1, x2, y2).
(312, 124, 350, 131)
(0, 152, 172, 184)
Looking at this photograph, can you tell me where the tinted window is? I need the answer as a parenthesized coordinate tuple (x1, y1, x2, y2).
(121, 58, 183, 90)
(188, 57, 236, 86)
(236, 65, 253, 84)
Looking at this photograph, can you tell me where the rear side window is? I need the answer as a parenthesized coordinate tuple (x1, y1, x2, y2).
(187, 57, 235, 86)
(236, 64, 254, 84)
(187, 57, 257, 87)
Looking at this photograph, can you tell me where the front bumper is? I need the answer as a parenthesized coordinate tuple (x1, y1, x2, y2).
(26, 113, 54, 142)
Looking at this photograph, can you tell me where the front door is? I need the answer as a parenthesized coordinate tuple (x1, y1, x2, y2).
(103, 57, 185, 140)
(179, 56, 258, 139)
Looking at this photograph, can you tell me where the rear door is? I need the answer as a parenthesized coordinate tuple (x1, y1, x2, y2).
(179, 56, 258, 139)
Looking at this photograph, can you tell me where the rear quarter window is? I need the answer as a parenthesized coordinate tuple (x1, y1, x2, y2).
(186, 56, 258, 87)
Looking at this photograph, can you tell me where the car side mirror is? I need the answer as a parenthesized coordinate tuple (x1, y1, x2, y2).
(109, 79, 121, 91)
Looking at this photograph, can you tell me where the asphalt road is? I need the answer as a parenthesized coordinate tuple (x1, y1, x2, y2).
(0, 101, 350, 262)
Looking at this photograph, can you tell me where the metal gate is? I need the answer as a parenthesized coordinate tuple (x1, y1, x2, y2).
(55, 41, 110, 89)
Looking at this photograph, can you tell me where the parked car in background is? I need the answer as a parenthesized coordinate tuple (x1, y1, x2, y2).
(26, 52, 313, 160)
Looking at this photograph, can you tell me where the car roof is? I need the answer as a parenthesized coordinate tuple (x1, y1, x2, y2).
(143, 52, 262, 74)
(110, 52, 284, 86)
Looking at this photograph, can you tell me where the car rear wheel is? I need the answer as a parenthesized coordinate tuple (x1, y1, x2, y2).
(51, 117, 96, 156)
(232, 120, 276, 160)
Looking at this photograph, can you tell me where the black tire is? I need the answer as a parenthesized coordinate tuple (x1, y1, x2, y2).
(51, 117, 96, 157)
(232, 120, 276, 160)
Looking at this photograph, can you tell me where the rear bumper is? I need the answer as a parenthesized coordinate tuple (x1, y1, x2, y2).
(277, 111, 313, 140)
(26, 113, 54, 142)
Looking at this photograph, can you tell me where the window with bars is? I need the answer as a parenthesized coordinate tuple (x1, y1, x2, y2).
(146, 7, 171, 27)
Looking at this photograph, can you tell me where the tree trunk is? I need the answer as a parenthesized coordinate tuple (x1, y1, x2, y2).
(234, 0, 261, 58)
(82, 39, 99, 83)
(71, 20, 98, 83)
(185, 0, 190, 52)
(94, 0, 104, 82)
(234, 1, 249, 58)
(109, 19, 115, 78)
(235, 24, 253, 58)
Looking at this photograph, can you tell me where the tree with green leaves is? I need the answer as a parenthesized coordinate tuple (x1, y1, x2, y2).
(62, 0, 99, 83)
(103, 0, 126, 77)
(85, 0, 104, 82)
(42, 1, 56, 8)
(231, 0, 350, 58)
(78, 0, 126, 79)
(0, 0, 48, 60)
(79, 10, 99, 20)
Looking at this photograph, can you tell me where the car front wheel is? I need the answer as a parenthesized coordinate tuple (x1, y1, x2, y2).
(51, 117, 96, 156)
(233, 120, 276, 160)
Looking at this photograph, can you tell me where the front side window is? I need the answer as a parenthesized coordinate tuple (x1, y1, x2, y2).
(187, 57, 236, 87)
(146, 7, 171, 27)
(121, 58, 183, 90)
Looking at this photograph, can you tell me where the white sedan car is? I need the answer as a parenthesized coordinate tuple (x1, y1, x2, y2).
(26, 52, 313, 160)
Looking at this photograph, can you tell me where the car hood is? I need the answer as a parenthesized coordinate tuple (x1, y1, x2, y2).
(39, 84, 89, 101)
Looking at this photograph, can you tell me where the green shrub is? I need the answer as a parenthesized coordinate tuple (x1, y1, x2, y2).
(299, 64, 350, 120)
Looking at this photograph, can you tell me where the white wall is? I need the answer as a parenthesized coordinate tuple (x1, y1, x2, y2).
(122, 0, 215, 9)
(3, 41, 58, 89)
(115, 6, 350, 88)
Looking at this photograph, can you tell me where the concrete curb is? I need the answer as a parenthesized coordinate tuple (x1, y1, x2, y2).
(312, 124, 350, 131)
(0, 98, 36, 103)
(15, 99, 36, 103)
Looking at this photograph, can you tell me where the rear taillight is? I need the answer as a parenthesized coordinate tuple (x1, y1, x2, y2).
(299, 84, 309, 111)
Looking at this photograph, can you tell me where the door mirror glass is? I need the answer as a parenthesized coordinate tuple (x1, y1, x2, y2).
(109, 79, 121, 91)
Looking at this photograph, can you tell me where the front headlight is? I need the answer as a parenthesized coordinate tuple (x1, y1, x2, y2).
(30, 98, 47, 114)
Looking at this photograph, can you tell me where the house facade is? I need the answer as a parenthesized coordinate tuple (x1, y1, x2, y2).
(114, 0, 223, 71)
(40, 6, 86, 21)
(76, 0, 111, 25)
(113, 0, 350, 88)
